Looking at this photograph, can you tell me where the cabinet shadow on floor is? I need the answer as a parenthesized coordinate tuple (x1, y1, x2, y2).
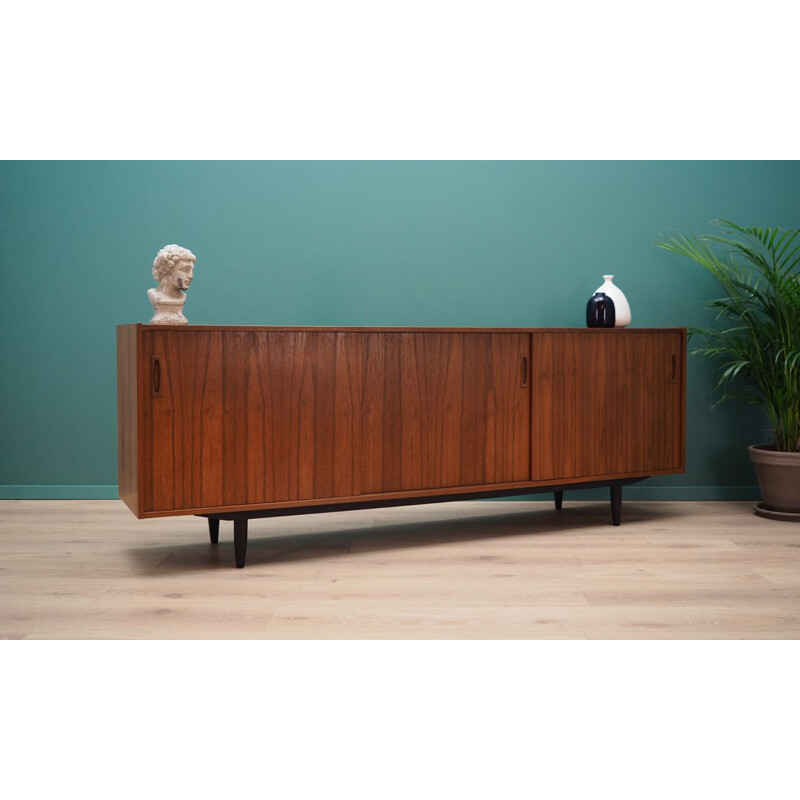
(123, 501, 683, 574)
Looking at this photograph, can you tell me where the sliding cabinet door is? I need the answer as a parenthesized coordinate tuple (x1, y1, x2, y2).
(144, 330, 363, 512)
(362, 332, 531, 493)
(531, 331, 685, 482)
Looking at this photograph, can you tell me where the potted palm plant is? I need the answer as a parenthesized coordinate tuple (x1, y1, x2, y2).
(657, 220, 800, 519)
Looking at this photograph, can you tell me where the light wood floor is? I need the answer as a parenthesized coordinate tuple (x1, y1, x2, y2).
(2, 499, 800, 639)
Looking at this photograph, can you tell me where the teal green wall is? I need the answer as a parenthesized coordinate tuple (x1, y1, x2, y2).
(1, 161, 798, 499)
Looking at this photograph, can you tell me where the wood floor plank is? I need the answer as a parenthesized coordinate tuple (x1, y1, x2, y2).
(2, 499, 800, 639)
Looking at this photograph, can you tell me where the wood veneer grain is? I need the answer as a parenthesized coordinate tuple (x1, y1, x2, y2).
(531, 331, 684, 481)
(364, 332, 531, 493)
(146, 331, 224, 513)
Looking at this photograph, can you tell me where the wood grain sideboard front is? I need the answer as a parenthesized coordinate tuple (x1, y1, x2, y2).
(117, 325, 686, 568)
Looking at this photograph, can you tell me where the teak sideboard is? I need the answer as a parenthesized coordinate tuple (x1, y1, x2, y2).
(117, 325, 686, 568)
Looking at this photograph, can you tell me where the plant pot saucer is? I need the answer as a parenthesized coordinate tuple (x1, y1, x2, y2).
(753, 502, 800, 522)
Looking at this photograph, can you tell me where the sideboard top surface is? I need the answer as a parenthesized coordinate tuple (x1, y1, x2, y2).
(120, 323, 686, 334)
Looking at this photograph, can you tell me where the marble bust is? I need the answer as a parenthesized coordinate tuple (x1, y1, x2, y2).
(148, 244, 196, 324)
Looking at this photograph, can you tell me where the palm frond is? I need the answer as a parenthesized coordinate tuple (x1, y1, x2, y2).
(657, 220, 800, 452)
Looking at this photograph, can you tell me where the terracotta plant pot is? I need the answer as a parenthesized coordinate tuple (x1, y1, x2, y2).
(749, 444, 800, 515)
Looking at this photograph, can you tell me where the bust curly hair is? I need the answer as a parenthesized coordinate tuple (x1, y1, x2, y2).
(152, 244, 196, 282)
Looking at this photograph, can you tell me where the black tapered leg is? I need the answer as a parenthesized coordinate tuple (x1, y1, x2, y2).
(208, 518, 220, 544)
(234, 518, 248, 568)
(610, 484, 622, 526)
(554, 491, 563, 510)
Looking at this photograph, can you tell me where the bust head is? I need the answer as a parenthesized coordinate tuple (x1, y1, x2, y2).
(152, 244, 196, 297)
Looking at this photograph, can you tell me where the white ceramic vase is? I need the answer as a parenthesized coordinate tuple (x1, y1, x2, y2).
(595, 275, 631, 327)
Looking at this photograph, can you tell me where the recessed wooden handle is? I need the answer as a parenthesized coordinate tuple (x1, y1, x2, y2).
(521, 353, 529, 388)
(671, 353, 676, 383)
(152, 355, 162, 396)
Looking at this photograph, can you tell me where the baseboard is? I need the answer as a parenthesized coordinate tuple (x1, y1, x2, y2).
(0, 484, 762, 501)
(0, 485, 120, 499)
(499, 485, 761, 501)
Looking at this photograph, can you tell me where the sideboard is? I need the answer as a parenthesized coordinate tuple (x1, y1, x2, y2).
(117, 325, 686, 568)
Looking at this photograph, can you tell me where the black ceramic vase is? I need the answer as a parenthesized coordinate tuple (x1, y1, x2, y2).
(586, 292, 616, 328)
